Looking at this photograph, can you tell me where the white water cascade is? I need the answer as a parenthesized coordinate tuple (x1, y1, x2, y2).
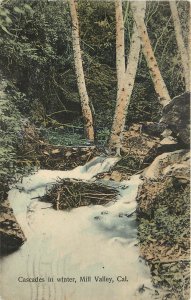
(0, 156, 154, 300)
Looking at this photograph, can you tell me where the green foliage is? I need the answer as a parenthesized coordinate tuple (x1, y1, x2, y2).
(0, 4, 12, 35)
(0, 0, 189, 132)
(78, 0, 116, 67)
(96, 127, 110, 143)
(146, 1, 189, 97)
(86, 63, 117, 127)
(41, 125, 110, 146)
(0, 0, 75, 119)
(127, 78, 162, 123)
(0, 80, 22, 182)
(42, 127, 86, 146)
(138, 182, 190, 298)
(0, 78, 37, 187)
(151, 260, 190, 300)
(6, 82, 31, 115)
(138, 182, 190, 247)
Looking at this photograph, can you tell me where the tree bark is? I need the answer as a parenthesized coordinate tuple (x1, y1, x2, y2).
(131, 1, 171, 107)
(169, 1, 190, 92)
(115, 0, 125, 100)
(188, 3, 191, 74)
(108, 2, 146, 149)
(69, 0, 94, 142)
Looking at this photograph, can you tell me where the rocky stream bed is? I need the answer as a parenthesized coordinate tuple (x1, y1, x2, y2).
(0, 92, 190, 300)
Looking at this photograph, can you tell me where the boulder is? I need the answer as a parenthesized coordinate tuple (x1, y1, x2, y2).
(160, 92, 190, 145)
(143, 149, 190, 180)
(142, 137, 182, 166)
(141, 122, 167, 137)
(0, 199, 26, 255)
(137, 149, 190, 217)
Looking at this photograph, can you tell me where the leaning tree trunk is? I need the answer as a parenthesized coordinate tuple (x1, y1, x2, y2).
(69, 0, 94, 142)
(131, 1, 171, 107)
(169, 1, 190, 92)
(108, 2, 146, 149)
(115, 0, 125, 99)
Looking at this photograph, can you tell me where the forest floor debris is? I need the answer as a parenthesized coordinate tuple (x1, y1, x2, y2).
(40, 179, 119, 210)
(137, 176, 190, 300)
(96, 124, 160, 181)
(17, 121, 104, 171)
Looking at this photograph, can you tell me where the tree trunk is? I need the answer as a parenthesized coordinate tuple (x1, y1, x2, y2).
(131, 1, 171, 107)
(188, 3, 191, 74)
(69, 0, 94, 142)
(169, 1, 190, 92)
(115, 0, 125, 99)
(108, 2, 146, 149)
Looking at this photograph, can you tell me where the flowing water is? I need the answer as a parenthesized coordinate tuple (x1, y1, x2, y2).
(0, 156, 154, 300)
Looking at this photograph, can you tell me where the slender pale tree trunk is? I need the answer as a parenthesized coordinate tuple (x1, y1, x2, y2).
(188, 3, 191, 75)
(109, 2, 146, 149)
(69, 0, 94, 142)
(169, 1, 190, 91)
(131, 1, 171, 107)
(115, 0, 125, 99)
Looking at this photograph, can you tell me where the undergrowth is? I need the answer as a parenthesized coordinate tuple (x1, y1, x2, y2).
(138, 180, 190, 299)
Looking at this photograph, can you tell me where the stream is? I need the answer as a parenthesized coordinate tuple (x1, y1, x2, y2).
(0, 156, 155, 300)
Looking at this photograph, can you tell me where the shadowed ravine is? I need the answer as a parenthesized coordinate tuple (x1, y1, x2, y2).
(0, 156, 155, 300)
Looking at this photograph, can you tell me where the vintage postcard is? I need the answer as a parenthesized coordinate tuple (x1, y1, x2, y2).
(0, 0, 190, 299)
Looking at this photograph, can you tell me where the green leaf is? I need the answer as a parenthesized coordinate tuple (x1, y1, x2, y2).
(5, 16, 12, 24)
(24, 4, 34, 13)
(0, 25, 12, 35)
(13, 7, 24, 14)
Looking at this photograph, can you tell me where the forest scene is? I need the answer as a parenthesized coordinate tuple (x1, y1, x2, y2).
(0, 0, 190, 300)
